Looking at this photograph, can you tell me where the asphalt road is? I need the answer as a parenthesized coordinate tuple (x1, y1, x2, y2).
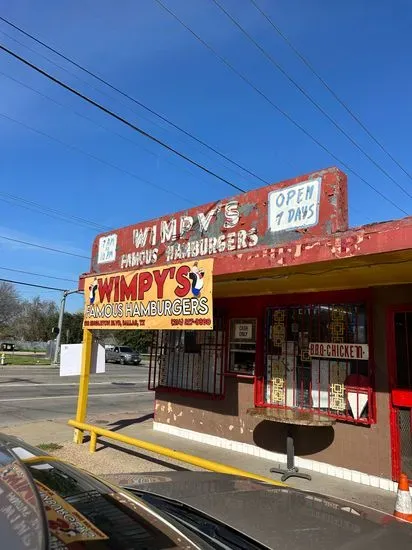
(0, 363, 154, 427)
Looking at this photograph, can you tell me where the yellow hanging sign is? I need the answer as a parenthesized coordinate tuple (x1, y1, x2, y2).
(83, 259, 214, 330)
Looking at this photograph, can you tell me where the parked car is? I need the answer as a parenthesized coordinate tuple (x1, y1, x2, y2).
(1, 342, 15, 352)
(1, 432, 412, 550)
(105, 345, 141, 365)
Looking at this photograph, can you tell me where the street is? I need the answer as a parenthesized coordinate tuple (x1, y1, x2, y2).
(0, 363, 154, 427)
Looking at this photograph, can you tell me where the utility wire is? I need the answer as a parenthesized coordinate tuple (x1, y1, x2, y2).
(249, 0, 412, 184)
(0, 193, 109, 232)
(0, 277, 66, 292)
(0, 70, 222, 200)
(0, 111, 196, 207)
(0, 29, 253, 187)
(0, 44, 246, 194)
(0, 16, 267, 185)
(153, 0, 408, 216)
(211, 0, 412, 201)
(0, 234, 89, 259)
(0, 266, 77, 283)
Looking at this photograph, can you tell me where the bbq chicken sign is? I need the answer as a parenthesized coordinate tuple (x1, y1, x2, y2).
(83, 259, 213, 330)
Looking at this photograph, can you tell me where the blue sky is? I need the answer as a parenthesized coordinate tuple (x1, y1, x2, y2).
(1, 0, 412, 311)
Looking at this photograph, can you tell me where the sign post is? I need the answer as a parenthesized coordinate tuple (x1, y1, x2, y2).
(73, 328, 93, 444)
(73, 259, 214, 444)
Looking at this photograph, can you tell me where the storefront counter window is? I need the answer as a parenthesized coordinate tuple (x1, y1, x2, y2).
(263, 303, 373, 424)
(227, 318, 257, 376)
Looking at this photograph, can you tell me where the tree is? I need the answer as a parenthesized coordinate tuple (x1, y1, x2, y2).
(119, 330, 153, 353)
(0, 282, 21, 337)
(62, 311, 84, 344)
(13, 297, 59, 342)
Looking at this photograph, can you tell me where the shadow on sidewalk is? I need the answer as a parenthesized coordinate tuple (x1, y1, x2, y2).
(94, 439, 189, 472)
(107, 413, 154, 433)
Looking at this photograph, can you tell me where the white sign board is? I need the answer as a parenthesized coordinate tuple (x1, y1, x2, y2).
(309, 342, 369, 361)
(234, 323, 253, 340)
(97, 233, 117, 264)
(268, 178, 321, 232)
(60, 342, 106, 377)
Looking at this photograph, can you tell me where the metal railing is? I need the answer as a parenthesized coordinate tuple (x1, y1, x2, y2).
(68, 419, 284, 487)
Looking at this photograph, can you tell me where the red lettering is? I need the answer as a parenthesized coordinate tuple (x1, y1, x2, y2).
(326, 344, 331, 356)
(309, 343, 314, 355)
(320, 344, 325, 356)
(356, 345, 362, 359)
(113, 276, 120, 302)
(138, 272, 153, 300)
(153, 268, 170, 299)
(119, 274, 137, 301)
(331, 344, 337, 357)
(98, 277, 114, 302)
(350, 346, 355, 358)
(174, 266, 191, 297)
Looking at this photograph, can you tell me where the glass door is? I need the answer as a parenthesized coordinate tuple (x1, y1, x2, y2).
(389, 309, 412, 481)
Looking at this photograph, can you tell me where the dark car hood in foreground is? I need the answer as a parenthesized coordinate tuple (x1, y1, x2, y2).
(108, 471, 412, 550)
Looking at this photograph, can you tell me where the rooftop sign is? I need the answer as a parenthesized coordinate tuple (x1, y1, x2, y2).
(87, 167, 347, 278)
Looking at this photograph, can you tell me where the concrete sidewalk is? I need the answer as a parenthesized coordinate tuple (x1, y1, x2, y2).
(1, 411, 397, 515)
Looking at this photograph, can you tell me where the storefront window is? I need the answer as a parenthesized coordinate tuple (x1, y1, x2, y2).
(148, 313, 225, 396)
(264, 304, 372, 424)
(228, 318, 257, 375)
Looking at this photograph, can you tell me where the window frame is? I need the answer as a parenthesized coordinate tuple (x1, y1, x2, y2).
(226, 317, 258, 378)
(148, 311, 226, 399)
(255, 291, 375, 425)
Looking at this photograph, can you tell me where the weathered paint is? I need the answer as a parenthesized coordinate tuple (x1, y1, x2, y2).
(208, 216, 412, 279)
(82, 167, 347, 283)
(79, 167, 412, 293)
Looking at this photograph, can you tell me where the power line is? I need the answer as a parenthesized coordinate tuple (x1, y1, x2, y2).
(0, 111, 196, 207)
(0, 277, 66, 292)
(0, 16, 267, 185)
(0, 266, 77, 283)
(0, 193, 107, 232)
(0, 233, 89, 259)
(0, 70, 223, 199)
(249, 0, 412, 184)
(0, 44, 246, 194)
(153, 0, 409, 216)
(211, 0, 412, 201)
(0, 29, 242, 188)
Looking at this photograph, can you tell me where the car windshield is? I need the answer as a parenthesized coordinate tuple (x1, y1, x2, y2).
(18, 456, 203, 549)
(119, 347, 134, 353)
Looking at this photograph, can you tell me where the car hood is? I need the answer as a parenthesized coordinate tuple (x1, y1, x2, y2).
(107, 471, 412, 550)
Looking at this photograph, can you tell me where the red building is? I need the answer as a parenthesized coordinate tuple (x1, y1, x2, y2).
(82, 167, 412, 491)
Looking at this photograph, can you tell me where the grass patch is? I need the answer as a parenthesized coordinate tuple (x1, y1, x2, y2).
(37, 442, 63, 452)
(2, 355, 51, 366)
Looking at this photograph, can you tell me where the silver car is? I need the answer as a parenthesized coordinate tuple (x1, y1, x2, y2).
(105, 345, 141, 365)
(1, 433, 412, 550)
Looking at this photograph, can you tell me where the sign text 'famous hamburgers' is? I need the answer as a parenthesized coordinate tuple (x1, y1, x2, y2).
(83, 259, 213, 330)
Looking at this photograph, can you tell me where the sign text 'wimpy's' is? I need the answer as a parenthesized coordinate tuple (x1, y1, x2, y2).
(83, 259, 214, 330)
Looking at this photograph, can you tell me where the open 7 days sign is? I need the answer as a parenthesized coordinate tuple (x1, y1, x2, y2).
(83, 259, 214, 330)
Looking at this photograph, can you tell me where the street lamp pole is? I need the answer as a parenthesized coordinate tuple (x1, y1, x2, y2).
(53, 289, 81, 365)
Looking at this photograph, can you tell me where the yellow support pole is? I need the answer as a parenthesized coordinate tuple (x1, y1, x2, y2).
(73, 328, 93, 444)
(90, 431, 97, 453)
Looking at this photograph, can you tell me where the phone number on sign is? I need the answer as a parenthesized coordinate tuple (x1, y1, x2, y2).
(171, 318, 212, 327)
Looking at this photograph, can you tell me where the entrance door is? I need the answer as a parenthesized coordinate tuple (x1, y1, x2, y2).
(389, 308, 412, 481)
